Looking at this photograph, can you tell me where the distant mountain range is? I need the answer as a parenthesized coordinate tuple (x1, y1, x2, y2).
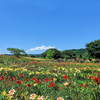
(0, 48, 88, 56)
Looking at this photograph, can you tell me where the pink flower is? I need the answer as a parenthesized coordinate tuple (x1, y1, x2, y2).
(57, 97, 64, 100)
(8, 89, 16, 95)
(30, 94, 36, 99)
(7, 94, 14, 98)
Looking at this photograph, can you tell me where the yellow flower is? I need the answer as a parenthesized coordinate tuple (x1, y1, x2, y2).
(57, 67, 61, 70)
(29, 73, 32, 75)
(36, 71, 40, 74)
(62, 68, 65, 71)
(2, 91, 7, 96)
(54, 66, 57, 67)
(92, 59, 95, 62)
(58, 73, 61, 75)
(25, 91, 28, 95)
(73, 82, 76, 85)
(63, 82, 69, 86)
(74, 73, 76, 76)
(69, 68, 72, 71)
(33, 83, 37, 86)
(53, 78, 57, 81)
(97, 69, 100, 71)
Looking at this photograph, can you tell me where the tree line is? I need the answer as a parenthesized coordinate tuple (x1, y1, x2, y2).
(7, 39, 100, 61)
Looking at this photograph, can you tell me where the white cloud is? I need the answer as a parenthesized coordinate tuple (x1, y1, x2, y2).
(7, 52, 12, 54)
(26, 45, 59, 52)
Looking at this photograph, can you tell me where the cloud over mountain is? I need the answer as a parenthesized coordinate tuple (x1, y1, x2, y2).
(26, 45, 59, 52)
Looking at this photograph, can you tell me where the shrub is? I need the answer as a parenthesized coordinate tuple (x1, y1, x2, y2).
(0, 58, 3, 63)
(94, 58, 100, 63)
(30, 54, 35, 58)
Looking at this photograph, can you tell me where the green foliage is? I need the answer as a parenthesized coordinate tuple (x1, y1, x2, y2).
(85, 39, 100, 59)
(21, 53, 28, 57)
(30, 54, 35, 58)
(0, 94, 5, 100)
(42, 48, 61, 59)
(46, 50, 55, 59)
(65, 55, 70, 59)
(7, 48, 25, 58)
(0, 58, 3, 63)
(63, 50, 76, 59)
(41, 52, 47, 58)
(60, 52, 66, 59)
(94, 59, 100, 63)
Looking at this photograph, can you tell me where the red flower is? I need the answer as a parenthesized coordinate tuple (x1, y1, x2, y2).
(71, 87, 74, 89)
(8, 76, 10, 78)
(10, 78, 15, 81)
(1, 76, 4, 79)
(84, 85, 88, 88)
(89, 76, 93, 79)
(97, 72, 100, 75)
(20, 74, 24, 77)
(4, 76, 8, 80)
(4, 72, 7, 75)
(22, 81, 25, 84)
(16, 80, 22, 84)
(51, 77, 53, 81)
(60, 87, 63, 89)
(26, 84, 31, 87)
(96, 81, 100, 85)
(45, 78, 49, 82)
(26, 78, 29, 81)
(50, 83, 55, 87)
(79, 84, 83, 87)
(66, 85, 68, 87)
(48, 85, 50, 88)
(6, 81, 8, 84)
(64, 75, 69, 80)
(37, 80, 41, 84)
(94, 77, 99, 82)
(15, 62, 17, 64)
(7, 84, 10, 86)
(32, 77, 37, 81)
(18, 88, 21, 91)
(0, 77, 3, 80)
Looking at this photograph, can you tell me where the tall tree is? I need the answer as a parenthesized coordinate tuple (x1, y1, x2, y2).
(85, 39, 100, 59)
(63, 50, 76, 59)
(46, 50, 55, 59)
(7, 48, 25, 58)
(41, 48, 61, 59)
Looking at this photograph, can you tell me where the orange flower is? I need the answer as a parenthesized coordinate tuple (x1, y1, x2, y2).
(71, 87, 74, 89)
(60, 87, 63, 89)
(79, 84, 83, 87)
(18, 88, 21, 91)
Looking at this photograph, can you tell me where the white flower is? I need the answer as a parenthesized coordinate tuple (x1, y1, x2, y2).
(57, 97, 64, 100)
(30, 94, 36, 99)
(9, 89, 16, 95)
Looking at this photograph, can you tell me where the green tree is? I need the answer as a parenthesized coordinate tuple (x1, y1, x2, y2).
(41, 51, 47, 58)
(42, 48, 61, 59)
(7, 48, 25, 58)
(60, 51, 66, 59)
(63, 50, 76, 59)
(46, 50, 55, 59)
(85, 39, 100, 59)
(21, 53, 28, 57)
(30, 54, 35, 58)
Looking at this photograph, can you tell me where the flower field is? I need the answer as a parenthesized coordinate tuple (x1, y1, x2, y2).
(0, 55, 100, 100)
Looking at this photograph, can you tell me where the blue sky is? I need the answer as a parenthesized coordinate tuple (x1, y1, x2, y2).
(0, 0, 100, 54)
